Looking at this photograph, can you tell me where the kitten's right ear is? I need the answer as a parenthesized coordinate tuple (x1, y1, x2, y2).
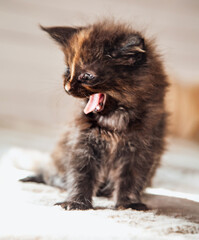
(40, 25, 78, 46)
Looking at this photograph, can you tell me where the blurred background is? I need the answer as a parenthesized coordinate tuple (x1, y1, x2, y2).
(0, 0, 199, 155)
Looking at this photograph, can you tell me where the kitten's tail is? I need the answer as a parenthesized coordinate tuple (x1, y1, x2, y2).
(10, 147, 51, 174)
(8, 147, 65, 189)
(0, 148, 52, 185)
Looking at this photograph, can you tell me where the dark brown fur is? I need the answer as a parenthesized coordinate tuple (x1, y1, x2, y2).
(21, 20, 168, 210)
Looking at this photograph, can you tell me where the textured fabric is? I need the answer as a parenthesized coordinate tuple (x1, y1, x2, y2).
(0, 143, 199, 240)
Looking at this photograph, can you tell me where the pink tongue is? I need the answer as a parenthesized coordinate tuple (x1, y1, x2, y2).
(84, 93, 102, 114)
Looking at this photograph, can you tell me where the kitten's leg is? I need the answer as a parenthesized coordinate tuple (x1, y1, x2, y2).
(55, 141, 100, 210)
(114, 163, 148, 211)
(114, 166, 148, 210)
(114, 147, 156, 211)
(55, 167, 94, 210)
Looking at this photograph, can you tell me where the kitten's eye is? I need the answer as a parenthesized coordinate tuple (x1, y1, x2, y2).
(64, 66, 70, 77)
(78, 73, 95, 81)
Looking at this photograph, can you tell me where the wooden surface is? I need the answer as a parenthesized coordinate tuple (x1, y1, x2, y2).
(0, 0, 199, 128)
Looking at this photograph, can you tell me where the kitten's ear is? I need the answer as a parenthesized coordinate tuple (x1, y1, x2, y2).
(109, 34, 146, 65)
(40, 25, 79, 46)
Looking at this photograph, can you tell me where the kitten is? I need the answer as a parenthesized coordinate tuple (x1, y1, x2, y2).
(21, 20, 168, 211)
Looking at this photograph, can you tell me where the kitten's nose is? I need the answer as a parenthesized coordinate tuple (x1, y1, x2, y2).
(65, 82, 71, 92)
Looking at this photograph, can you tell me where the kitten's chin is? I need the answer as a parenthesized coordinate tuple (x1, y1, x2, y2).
(84, 93, 106, 114)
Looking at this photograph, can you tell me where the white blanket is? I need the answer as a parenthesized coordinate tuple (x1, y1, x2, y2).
(0, 141, 199, 240)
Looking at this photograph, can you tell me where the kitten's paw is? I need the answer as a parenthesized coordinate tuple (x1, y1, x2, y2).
(55, 201, 93, 210)
(19, 175, 45, 184)
(96, 186, 113, 198)
(116, 202, 148, 211)
(96, 180, 114, 198)
(128, 203, 149, 211)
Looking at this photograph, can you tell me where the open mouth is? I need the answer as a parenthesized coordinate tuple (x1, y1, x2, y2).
(84, 93, 107, 114)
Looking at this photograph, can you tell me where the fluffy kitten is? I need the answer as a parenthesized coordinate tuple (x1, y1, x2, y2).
(21, 21, 168, 210)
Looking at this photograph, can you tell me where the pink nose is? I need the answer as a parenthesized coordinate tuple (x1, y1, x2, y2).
(65, 82, 71, 92)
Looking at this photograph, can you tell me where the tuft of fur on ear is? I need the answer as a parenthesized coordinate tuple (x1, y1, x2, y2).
(40, 25, 79, 46)
(109, 34, 146, 65)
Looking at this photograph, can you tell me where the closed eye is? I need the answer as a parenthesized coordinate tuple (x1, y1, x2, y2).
(78, 73, 95, 82)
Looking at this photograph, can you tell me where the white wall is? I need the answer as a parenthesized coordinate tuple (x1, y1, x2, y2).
(0, 0, 199, 128)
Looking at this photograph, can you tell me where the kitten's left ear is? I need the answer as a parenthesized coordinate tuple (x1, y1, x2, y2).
(110, 34, 146, 65)
(40, 25, 79, 46)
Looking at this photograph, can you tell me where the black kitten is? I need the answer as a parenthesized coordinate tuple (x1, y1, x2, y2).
(21, 20, 168, 211)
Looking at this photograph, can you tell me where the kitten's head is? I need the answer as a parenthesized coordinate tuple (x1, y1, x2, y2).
(41, 21, 166, 116)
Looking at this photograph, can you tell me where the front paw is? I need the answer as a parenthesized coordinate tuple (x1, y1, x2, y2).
(116, 202, 148, 211)
(55, 200, 93, 210)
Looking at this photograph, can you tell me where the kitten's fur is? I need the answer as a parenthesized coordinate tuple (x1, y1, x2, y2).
(21, 21, 168, 210)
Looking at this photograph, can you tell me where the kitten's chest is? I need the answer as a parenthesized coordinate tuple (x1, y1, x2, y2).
(99, 132, 121, 174)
